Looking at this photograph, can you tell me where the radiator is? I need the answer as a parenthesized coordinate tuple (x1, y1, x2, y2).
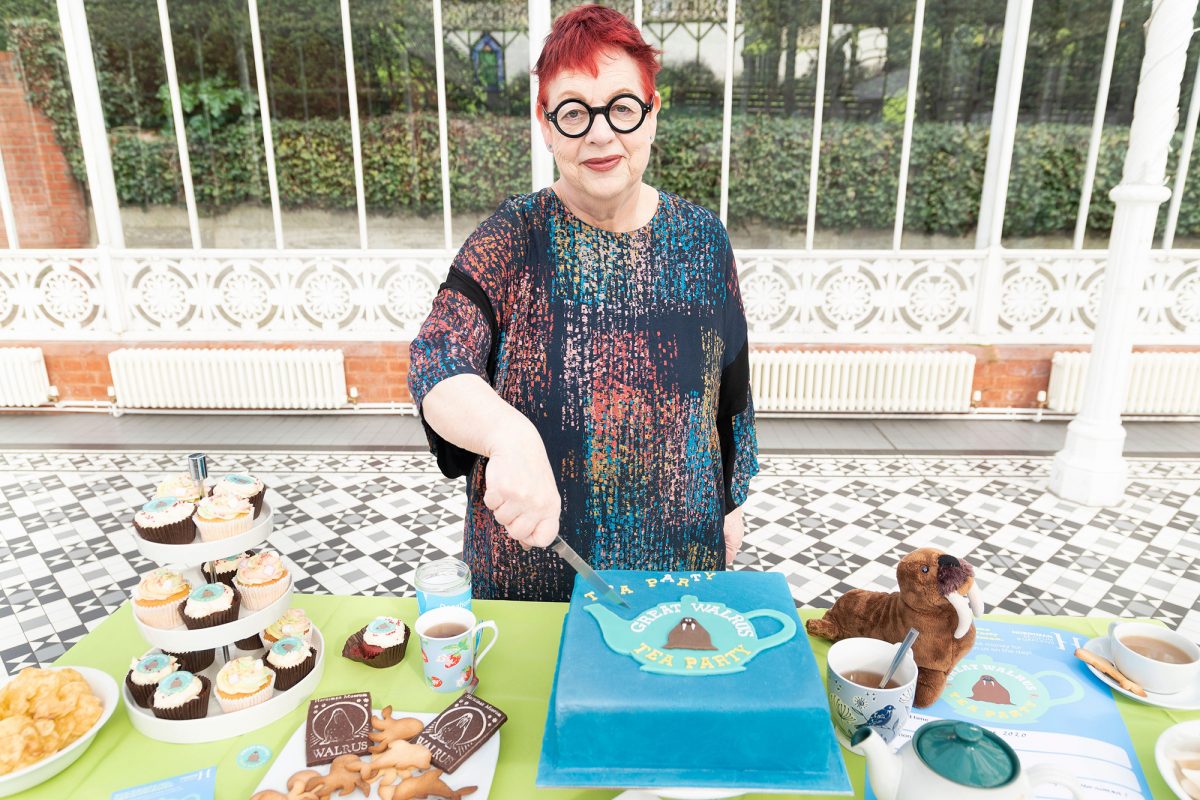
(0, 348, 52, 407)
(1047, 351, 1200, 414)
(109, 348, 347, 410)
(749, 350, 977, 413)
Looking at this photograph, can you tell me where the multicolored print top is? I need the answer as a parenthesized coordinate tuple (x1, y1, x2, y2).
(409, 188, 759, 601)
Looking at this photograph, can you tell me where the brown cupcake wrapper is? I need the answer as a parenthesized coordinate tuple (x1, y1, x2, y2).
(235, 633, 263, 650)
(267, 649, 316, 691)
(152, 675, 211, 720)
(247, 487, 265, 518)
(342, 624, 409, 669)
(125, 670, 162, 708)
(133, 516, 196, 545)
(162, 649, 215, 672)
(180, 592, 241, 630)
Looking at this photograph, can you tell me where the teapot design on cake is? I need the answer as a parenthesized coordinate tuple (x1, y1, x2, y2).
(586, 594, 796, 676)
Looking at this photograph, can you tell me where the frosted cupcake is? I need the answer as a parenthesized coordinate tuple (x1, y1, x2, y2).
(234, 551, 289, 610)
(202, 551, 254, 587)
(265, 636, 316, 691)
(132, 496, 197, 545)
(154, 473, 205, 504)
(152, 670, 211, 720)
(126, 652, 178, 708)
(133, 568, 191, 629)
(263, 608, 313, 646)
(193, 495, 254, 542)
(161, 648, 215, 673)
(212, 473, 266, 517)
(215, 656, 274, 712)
(342, 616, 409, 668)
(180, 582, 241, 629)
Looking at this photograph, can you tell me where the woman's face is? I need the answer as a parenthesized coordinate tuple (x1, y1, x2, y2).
(539, 49, 660, 204)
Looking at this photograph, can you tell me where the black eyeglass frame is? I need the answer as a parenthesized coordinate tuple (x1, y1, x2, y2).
(542, 93, 654, 138)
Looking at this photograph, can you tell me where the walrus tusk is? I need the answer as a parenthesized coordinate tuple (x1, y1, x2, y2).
(967, 580, 984, 617)
(945, 590, 974, 639)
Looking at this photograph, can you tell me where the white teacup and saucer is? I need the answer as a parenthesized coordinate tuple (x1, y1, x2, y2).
(1080, 623, 1200, 711)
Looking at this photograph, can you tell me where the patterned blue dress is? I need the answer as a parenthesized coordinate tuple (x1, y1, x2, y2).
(409, 187, 759, 601)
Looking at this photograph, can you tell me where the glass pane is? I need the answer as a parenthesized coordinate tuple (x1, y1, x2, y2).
(351, 0, 445, 248)
(727, 0, 822, 248)
(84, 0, 193, 247)
(2, 1, 97, 247)
(445, 0, 532, 247)
(811, 1, 912, 249)
(900, 0, 1006, 249)
(165, 0, 274, 248)
(643, 0, 728, 227)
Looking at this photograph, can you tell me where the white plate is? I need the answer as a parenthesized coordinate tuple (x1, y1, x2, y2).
(123, 627, 325, 744)
(255, 707, 500, 799)
(1081, 637, 1200, 710)
(132, 559, 295, 652)
(1155, 720, 1200, 800)
(132, 501, 274, 565)
(0, 666, 119, 798)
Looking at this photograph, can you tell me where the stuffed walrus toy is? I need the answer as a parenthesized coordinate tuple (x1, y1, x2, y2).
(806, 547, 984, 707)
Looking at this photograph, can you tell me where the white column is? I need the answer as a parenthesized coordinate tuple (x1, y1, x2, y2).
(529, 0, 553, 191)
(1049, 0, 1197, 507)
(717, 0, 736, 225)
(432, 0, 453, 249)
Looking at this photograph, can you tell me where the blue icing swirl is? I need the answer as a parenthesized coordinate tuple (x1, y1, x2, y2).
(157, 670, 195, 696)
(142, 496, 178, 512)
(366, 617, 397, 636)
(135, 654, 170, 673)
(225, 474, 255, 485)
(188, 583, 226, 602)
(270, 636, 303, 656)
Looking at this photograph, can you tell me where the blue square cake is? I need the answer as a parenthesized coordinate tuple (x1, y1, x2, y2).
(537, 569, 852, 793)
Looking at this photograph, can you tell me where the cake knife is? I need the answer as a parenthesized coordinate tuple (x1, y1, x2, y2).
(549, 535, 631, 610)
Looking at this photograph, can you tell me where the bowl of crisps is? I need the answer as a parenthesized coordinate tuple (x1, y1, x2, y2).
(0, 666, 118, 797)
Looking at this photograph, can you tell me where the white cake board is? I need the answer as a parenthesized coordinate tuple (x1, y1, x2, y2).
(123, 627, 325, 744)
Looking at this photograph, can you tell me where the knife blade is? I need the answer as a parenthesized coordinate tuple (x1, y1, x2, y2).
(549, 535, 631, 609)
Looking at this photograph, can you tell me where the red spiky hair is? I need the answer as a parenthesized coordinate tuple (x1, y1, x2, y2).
(533, 4, 661, 113)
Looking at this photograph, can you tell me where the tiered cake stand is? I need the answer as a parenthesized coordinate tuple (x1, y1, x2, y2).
(121, 501, 326, 743)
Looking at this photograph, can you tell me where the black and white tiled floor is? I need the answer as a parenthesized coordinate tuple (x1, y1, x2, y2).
(0, 450, 1198, 676)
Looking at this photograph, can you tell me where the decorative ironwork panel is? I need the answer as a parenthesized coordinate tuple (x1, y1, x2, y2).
(0, 254, 109, 335)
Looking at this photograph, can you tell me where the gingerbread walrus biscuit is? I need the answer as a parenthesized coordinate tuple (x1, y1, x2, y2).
(806, 547, 984, 707)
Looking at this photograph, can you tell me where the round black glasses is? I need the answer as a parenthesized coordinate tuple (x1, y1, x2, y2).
(543, 94, 653, 138)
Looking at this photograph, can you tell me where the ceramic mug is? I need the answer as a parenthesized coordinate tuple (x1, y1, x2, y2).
(415, 605, 498, 692)
(1108, 621, 1200, 695)
(826, 637, 918, 749)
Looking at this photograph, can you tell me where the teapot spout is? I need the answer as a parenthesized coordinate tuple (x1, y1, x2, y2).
(584, 603, 637, 653)
(852, 726, 901, 800)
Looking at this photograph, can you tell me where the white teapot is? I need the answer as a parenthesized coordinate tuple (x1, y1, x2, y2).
(853, 721, 1084, 800)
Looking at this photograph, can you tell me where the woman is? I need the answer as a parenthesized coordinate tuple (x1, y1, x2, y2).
(409, 4, 758, 602)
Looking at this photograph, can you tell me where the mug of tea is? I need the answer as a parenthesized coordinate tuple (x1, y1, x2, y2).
(1108, 621, 1200, 695)
(415, 605, 498, 692)
(826, 637, 918, 750)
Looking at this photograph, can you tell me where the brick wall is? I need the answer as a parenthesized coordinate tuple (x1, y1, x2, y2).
(0, 52, 91, 248)
(7, 340, 1199, 410)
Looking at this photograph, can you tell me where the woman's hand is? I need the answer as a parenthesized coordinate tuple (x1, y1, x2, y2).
(483, 423, 562, 548)
(723, 507, 745, 565)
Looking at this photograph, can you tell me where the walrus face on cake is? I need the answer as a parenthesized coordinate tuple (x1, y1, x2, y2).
(896, 548, 984, 639)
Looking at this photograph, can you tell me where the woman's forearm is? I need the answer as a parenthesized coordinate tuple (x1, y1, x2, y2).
(421, 373, 538, 458)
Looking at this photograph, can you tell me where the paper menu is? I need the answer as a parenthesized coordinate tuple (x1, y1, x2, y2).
(866, 622, 1151, 800)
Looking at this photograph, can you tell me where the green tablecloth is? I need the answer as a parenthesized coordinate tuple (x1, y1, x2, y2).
(18, 595, 1197, 798)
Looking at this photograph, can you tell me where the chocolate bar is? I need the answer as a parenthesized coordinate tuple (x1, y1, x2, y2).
(306, 692, 372, 766)
(413, 693, 507, 773)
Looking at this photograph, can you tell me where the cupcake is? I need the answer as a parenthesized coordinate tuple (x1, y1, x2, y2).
(212, 473, 266, 517)
(161, 648, 215, 673)
(234, 633, 263, 650)
(234, 551, 290, 610)
(152, 670, 211, 720)
(193, 495, 254, 542)
(263, 608, 313, 646)
(265, 636, 316, 691)
(180, 582, 241, 629)
(202, 551, 254, 587)
(133, 568, 190, 629)
(155, 473, 205, 503)
(132, 496, 197, 545)
(215, 656, 275, 713)
(342, 616, 409, 669)
(125, 652, 178, 708)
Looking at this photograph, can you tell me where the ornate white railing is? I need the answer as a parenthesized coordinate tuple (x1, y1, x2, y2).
(2, 247, 1197, 344)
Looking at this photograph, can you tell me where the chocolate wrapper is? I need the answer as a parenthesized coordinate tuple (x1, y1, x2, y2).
(162, 648, 214, 672)
(248, 486, 265, 517)
(152, 675, 211, 720)
(133, 516, 196, 545)
(268, 649, 317, 691)
(125, 671, 160, 708)
(341, 624, 409, 668)
(180, 590, 241, 630)
(235, 633, 263, 650)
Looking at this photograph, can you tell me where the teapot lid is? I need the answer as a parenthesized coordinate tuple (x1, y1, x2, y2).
(914, 721, 1018, 788)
